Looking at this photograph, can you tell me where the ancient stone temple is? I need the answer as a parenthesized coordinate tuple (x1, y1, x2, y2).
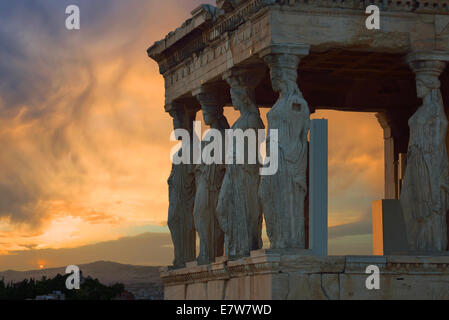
(148, 0, 449, 299)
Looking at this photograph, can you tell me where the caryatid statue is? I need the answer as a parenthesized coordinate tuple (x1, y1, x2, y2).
(400, 55, 449, 252)
(216, 68, 265, 259)
(167, 103, 198, 268)
(193, 87, 229, 265)
(259, 47, 311, 249)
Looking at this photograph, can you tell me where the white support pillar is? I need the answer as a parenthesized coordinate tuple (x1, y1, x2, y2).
(309, 119, 328, 256)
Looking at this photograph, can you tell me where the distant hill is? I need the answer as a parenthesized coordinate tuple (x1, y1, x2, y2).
(0, 261, 163, 299)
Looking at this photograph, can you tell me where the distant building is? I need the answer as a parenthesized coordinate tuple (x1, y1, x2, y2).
(35, 291, 66, 300)
(128, 287, 163, 300)
(113, 290, 135, 300)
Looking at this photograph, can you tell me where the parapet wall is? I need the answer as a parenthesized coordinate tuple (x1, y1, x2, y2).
(161, 250, 449, 299)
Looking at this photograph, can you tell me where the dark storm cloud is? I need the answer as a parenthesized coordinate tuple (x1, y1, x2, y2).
(0, 0, 123, 226)
(0, 180, 40, 224)
(0, 1, 64, 113)
(0, 0, 212, 233)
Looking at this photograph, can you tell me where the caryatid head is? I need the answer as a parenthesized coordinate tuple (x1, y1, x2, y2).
(168, 103, 198, 138)
(416, 73, 440, 99)
(230, 86, 252, 112)
(201, 104, 230, 129)
(224, 68, 262, 113)
(264, 53, 300, 95)
(409, 59, 446, 101)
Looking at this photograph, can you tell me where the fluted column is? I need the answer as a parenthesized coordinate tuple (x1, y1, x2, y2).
(216, 67, 265, 259)
(166, 102, 198, 268)
(258, 44, 311, 250)
(400, 51, 449, 252)
(192, 85, 229, 265)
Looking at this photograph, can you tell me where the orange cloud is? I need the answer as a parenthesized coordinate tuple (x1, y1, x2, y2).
(0, 0, 215, 258)
(0, 1, 384, 266)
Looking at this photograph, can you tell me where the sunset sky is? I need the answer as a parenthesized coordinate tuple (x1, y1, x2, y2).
(0, 0, 384, 271)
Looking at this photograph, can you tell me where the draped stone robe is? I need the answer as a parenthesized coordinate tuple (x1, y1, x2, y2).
(400, 92, 449, 251)
(216, 111, 265, 259)
(167, 148, 196, 268)
(193, 137, 226, 264)
(260, 93, 310, 249)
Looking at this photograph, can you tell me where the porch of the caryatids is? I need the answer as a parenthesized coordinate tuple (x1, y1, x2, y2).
(167, 102, 198, 269)
(193, 85, 229, 265)
(400, 51, 449, 252)
(216, 67, 265, 259)
(259, 44, 311, 250)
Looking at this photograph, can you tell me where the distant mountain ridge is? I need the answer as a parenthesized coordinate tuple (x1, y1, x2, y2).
(0, 261, 162, 287)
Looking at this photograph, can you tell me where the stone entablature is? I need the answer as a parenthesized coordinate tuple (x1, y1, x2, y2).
(148, 0, 449, 106)
(161, 251, 449, 299)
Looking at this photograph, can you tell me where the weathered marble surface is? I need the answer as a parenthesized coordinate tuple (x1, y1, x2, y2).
(148, 0, 449, 105)
(193, 89, 229, 265)
(161, 252, 449, 300)
(167, 105, 198, 269)
(217, 67, 265, 259)
(152, 0, 449, 290)
(259, 47, 310, 249)
(400, 54, 449, 252)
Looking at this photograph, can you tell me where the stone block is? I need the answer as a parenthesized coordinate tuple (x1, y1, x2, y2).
(165, 284, 185, 300)
(252, 274, 273, 300)
(280, 255, 345, 273)
(186, 282, 207, 300)
(340, 274, 449, 300)
(322, 274, 340, 300)
(271, 273, 290, 300)
(224, 276, 251, 300)
(286, 273, 339, 300)
(207, 280, 225, 300)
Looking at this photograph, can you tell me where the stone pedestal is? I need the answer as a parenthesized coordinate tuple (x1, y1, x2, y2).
(372, 199, 408, 255)
(161, 250, 449, 300)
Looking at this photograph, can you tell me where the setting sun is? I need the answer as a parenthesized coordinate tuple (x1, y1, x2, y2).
(37, 259, 47, 270)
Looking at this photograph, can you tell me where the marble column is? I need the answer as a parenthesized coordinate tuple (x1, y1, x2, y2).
(376, 113, 401, 199)
(166, 102, 198, 268)
(259, 44, 311, 250)
(377, 113, 398, 199)
(193, 85, 229, 265)
(376, 112, 411, 199)
(216, 67, 265, 259)
(400, 51, 449, 252)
